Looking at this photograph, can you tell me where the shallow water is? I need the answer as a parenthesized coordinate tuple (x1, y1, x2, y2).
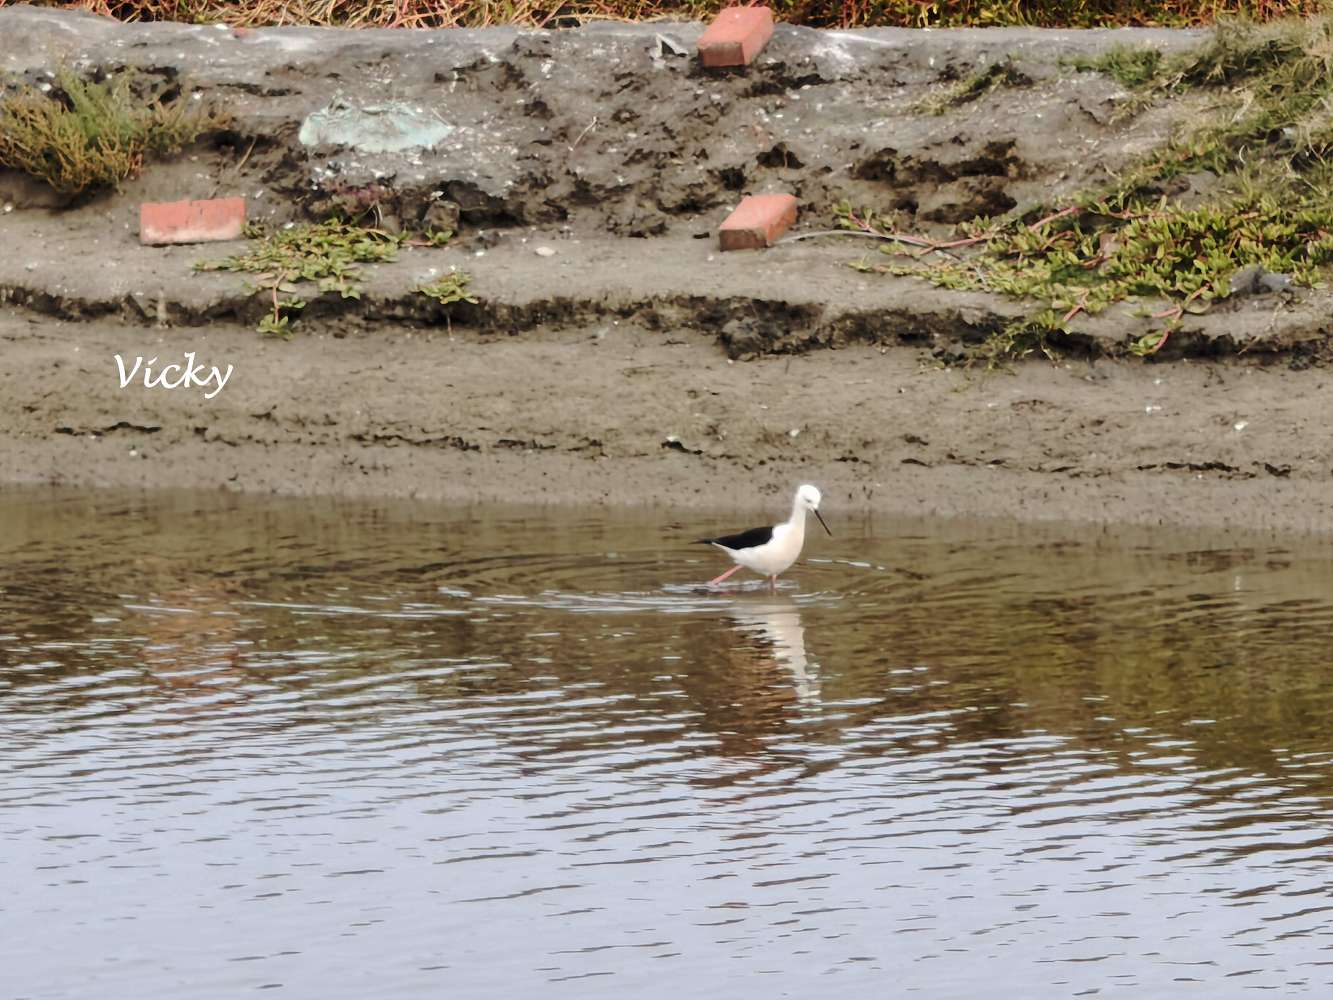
(3, 488, 1333, 999)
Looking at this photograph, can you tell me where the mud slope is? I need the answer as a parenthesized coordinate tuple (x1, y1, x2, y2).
(0, 7, 1204, 235)
(4, 312, 1333, 533)
(3, 7, 1331, 354)
(3, 7, 1333, 529)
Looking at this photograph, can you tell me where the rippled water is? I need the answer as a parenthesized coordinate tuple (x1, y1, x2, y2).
(4, 488, 1333, 999)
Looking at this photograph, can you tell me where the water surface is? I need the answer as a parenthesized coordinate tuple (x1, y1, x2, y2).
(3, 489, 1333, 998)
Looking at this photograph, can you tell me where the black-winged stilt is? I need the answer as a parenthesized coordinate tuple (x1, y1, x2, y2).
(697, 484, 831, 591)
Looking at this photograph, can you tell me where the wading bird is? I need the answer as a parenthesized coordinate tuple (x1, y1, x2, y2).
(697, 484, 831, 591)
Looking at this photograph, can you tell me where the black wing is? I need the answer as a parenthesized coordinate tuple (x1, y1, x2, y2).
(695, 525, 773, 551)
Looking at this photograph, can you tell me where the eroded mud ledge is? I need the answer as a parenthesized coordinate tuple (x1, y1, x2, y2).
(5, 311, 1333, 534)
(6, 6, 1332, 354)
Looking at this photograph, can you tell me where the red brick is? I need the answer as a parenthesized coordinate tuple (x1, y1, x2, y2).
(698, 6, 775, 69)
(718, 193, 797, 251)
(139, 198, 246, 246)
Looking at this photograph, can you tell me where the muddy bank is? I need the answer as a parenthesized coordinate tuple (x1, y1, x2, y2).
(5, 222, 1332, 360)
(4, 312, 1333, 533)
(3, 6, 1332, 355)
(3, 8, 1333, 530)
(2, 7, 1202, 236)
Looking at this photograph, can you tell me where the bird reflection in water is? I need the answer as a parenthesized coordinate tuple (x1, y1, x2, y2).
(119, 567, 248, 701)
(727, 597, 820, 704)
(677, 596, 821, 763)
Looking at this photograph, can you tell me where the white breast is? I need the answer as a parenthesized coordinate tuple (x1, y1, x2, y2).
(731, 520, 805, 576)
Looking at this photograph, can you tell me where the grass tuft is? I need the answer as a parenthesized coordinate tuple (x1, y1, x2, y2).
(849, 7, 1333, 364)
(0, 69, 222, 198)
(916, 58, 1030, 115)
(1074, 11, 1333, 188)
(1068, 45, 1166, 88)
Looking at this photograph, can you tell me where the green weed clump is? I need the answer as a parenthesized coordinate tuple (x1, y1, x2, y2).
(1074, 13, 1333, 187)
(845, 194, 1333, 361)
(418, 272, 477, 306)
(847, 8, 1333, 363)
(0, 69, 220, 197)
(197, 220, 406, 336)
(198, 220, 470, 335)
(1068, 45, 1166, 88)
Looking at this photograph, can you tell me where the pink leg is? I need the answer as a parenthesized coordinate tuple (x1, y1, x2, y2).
(708, 564, 742, 586)
(769, 575, 778, 593)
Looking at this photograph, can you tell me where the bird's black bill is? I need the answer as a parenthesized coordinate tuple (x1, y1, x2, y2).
(814, 508, 832, 536)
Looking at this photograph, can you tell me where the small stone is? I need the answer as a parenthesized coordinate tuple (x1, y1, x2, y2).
(534, 246, 556, 257)
(1230, 264, 1292, 297)
(1258, 271, 1292, 294)
(654, 34, 689, 58)
(1229, 264, 1263, 296)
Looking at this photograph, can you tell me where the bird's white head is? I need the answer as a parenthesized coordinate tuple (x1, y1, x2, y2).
(795, 484, 831, 535)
